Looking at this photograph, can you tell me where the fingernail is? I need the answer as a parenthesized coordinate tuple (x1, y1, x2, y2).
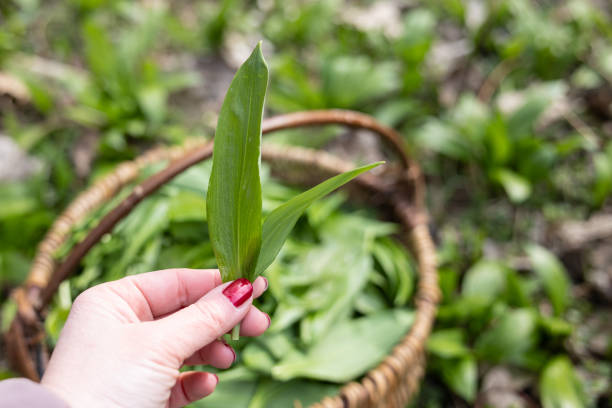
(264, 312, 271, 329)
(224, 343, 236, 363)
(212, 373, 219, 385)
(222, 278, 252, 307)
(262, 277, 269, 291)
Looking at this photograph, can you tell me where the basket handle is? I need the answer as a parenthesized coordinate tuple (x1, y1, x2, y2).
(262, 110, 411, 168)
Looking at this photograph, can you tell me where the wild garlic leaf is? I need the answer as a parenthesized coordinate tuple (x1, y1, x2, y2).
(247, 379, 339, 408)
(299, 242, 372, 344)
(192, 379, 257, 408)
(440, 356, 478, 403)
(525, 244, 571, 316)
(252, 161, 383, 279)
(207, 43, 268, 281)
(271, 309, 414, 383)
(474, 308, 538, 364)
(540, 356, 586, 408)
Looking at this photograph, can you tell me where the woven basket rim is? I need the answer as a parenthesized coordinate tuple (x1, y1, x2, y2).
(5, 109, 440, 408)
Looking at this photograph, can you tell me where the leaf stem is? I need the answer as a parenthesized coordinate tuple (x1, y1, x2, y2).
(231, 324, 241, 341)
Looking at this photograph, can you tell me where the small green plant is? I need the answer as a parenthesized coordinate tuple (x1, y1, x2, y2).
(206, 43, 382, 339)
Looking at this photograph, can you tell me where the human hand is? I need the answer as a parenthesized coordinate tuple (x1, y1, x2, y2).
(41, 269, 269, 408)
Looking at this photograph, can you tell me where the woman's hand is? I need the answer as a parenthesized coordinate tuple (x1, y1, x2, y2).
(41, 269, 269, 408)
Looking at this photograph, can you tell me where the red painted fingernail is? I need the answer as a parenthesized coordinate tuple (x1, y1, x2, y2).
(222, 278, 252, 307)
(265, 313, 271, 329)
(262, 277, 269, 291)
(225, 343, 236, 363)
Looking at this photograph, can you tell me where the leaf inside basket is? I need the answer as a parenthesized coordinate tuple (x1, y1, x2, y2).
(271, 308, 414, 382)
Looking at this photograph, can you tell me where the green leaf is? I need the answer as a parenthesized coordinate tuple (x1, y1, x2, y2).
(257, 332, 301, 361)
(505, 270, 533, 307)
(449, 94, 490, 146)
(242, 342, 276, 375)
(491, 168, 532, 203)
(253, 161, 383, 279)
(440, 356, 478, 403)
(462, 260, 508, 302)
(414, 120, 472, 161)
(207, 43, 269, 282)
(592, 152, 612, 207)
(322, 57, 400, 108)
(107, 198, 169, 280)
(506, 82, 566, 139)
(372, 238, 398, 297)
(1, 299, 17, 333)
(436, 296, 492, 323)
(540, 356, 586, 408)
(354, 286, 388, 315)
(299, 242, 373, 344)
(193, 379, 257, 408)
(272, 309, 414, 383)
(486, 114, 512, 165)
(0, 186, 38, 220)
(156, 244, 216, 270)
(306, 193, 346, 227)
(526, 245, 571, 315)
(22, 77, 54, 114)
(372, 237, 414, 306)
(0, 370, 17, 380)
(0, 250, 32, 285)
(427, 329, 470, 358)
(82, 19, 118, 84)
(137, 85, 167, 126)
(167, 190, 206, 222)
(391, 242, 415, 306)
(475, 308, 538, 364)
(247, 379, 339, 408)
(539, 316, 574, 337)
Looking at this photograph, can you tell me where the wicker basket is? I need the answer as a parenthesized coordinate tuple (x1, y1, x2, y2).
(5, 110, 439, 408)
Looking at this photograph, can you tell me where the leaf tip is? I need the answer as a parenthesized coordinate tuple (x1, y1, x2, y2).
(250, 41, 267, 67)
(366, 161, 385, 170)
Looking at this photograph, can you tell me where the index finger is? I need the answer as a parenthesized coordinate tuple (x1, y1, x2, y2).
(107, 268, 222, 320)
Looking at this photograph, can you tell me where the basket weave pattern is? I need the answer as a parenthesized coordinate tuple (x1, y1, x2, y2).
(5, 110, 440, 408)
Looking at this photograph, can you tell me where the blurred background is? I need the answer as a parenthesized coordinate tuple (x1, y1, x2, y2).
(1, 0, 611, 406)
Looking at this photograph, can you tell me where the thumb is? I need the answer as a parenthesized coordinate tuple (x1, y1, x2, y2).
(150, 278, 253, 361)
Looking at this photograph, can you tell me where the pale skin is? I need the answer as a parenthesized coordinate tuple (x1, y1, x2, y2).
(41, 269, 270, 408)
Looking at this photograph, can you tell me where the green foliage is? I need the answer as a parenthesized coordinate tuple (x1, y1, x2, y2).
(413, 84, 567, 204)
(475, 308, 539, 365)
(427, 329, 470, 359)
(271, 309, 413, 382)
(525, 245, 571, 316)
(426, 232, 593, 404)
(245, 379, 338, 408)
(540, 356, 587, 408)
(439, 357, 477, 403)
(461, 260, 508, 301)
(592, 141, 612, 207)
